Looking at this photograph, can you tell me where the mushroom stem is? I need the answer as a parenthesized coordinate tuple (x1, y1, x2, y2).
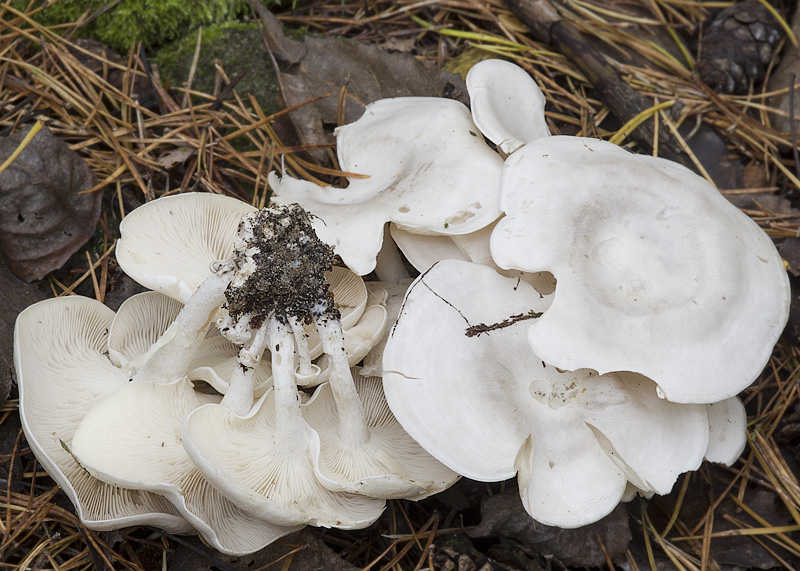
(134, 269, 232, 383)
(268, 316, 311, 454)
(316, 317, 371, 445)
(219, 320, 269, 416)
(288, 316, 314, 377)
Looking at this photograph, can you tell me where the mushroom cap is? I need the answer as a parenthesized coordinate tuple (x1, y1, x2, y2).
(490, 136, 790, 403)
(303, 369, 459, 499)
(466, 59, 550, 154)
(116, 193, 256, 302)
(383, 260, 711, 527)
(182, 391, 386, 529)
(71, 378, 301, 555)
(704, 397, 747, 465)
(107, 291, 183, 370)
(390, 226, 469, 271)
(14, 296, 190, 532)
(269, 97, 503, 275)
(390, 222, 556, 295)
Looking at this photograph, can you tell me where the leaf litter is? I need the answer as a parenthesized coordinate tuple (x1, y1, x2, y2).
(0, 124, 101, 282)
(1, 0, 800, 569)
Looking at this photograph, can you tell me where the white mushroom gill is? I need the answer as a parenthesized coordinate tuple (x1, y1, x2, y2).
(14, 296, 192, 532)
(71, 377, 302, 555)
(304, 368, 459, 499)
(107, 291, 183, 371)
(116, 193, 257, 303)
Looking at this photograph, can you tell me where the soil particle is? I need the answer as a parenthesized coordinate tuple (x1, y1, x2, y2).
(224, 204, 339, 327)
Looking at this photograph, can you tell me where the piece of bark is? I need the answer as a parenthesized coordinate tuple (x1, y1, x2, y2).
(507, 0, 739, 189)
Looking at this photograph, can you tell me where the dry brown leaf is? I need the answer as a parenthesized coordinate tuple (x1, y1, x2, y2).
(157, 147, 196, 168)
(0, 125, 102, 282)
(468, 490, 631, 567)
(252, 2, 466, 158)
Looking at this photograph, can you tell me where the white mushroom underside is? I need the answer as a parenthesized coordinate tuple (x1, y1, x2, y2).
(182, 391, 386, 529)
(116, 193, 257, 302)
(72, 378, 301, 555)
(15, 297, 189, 531)
(107, 291, 184, 369)
(303, 371, 458, 499)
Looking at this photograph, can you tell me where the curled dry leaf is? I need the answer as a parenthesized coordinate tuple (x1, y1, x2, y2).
(251, 2, 466, 159)
(0, 125, 101, 282)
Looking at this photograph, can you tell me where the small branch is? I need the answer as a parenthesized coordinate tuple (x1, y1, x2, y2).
(465, 310, 542, 337)
(507, 0, 730, 185)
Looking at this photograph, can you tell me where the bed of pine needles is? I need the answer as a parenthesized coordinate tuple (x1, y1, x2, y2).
(2, 0, 800, 569)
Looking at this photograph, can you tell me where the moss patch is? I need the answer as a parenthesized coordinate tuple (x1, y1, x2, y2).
(19, 0, 273, 52)
(153, 20, 281, 116)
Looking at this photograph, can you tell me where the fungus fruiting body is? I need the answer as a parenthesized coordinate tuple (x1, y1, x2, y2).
(16, 192, 450, 549)
(181, 204, 456, 526)
(269, 97, 504, 275)
(14, 296, 192, 532)
(71, 377, 301, 555)
(13, 56, 791, 550)
(382, 260, 745, 527)
(116, 193, 257, 303)
(490, 136, 790, 403)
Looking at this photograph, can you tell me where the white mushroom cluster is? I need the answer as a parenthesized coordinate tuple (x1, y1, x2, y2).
(14, 193, 457, 555)
(270, 59, 791, 527)
(14, 58, 791, 548)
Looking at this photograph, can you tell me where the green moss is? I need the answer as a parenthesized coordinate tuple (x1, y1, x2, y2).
(153, 20, 281, 116)
(20, 0, 281, 52)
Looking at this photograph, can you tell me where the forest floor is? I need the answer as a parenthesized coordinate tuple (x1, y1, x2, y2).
(2, 0, 800, 569)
